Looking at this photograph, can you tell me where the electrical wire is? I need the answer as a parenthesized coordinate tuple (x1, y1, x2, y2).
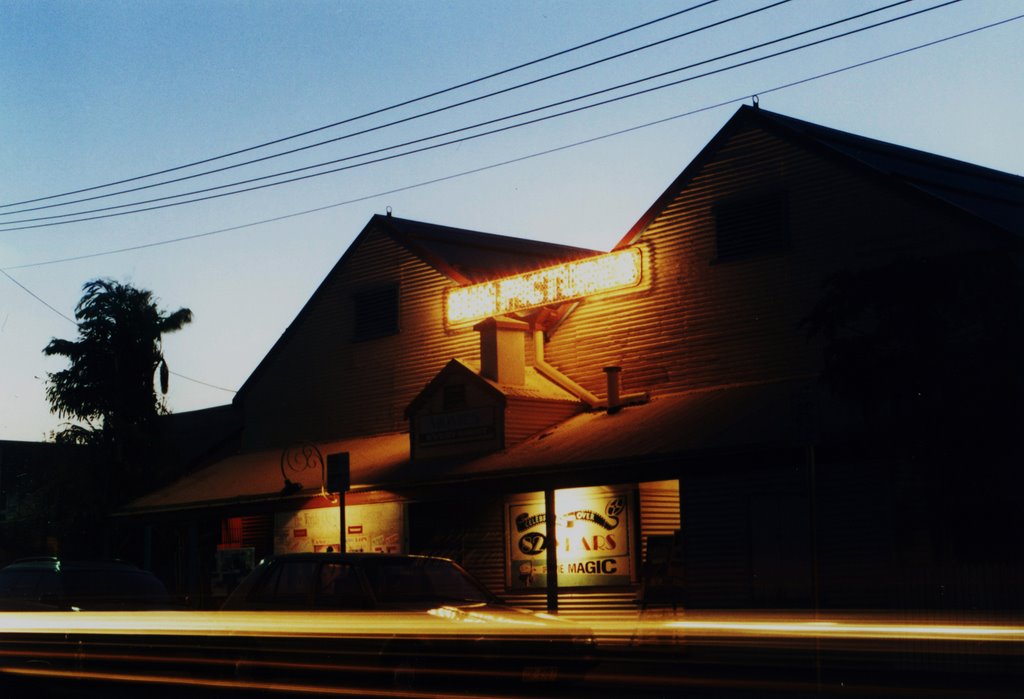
(0, 0, 725, 210)
(0, 269, 75, 323)
(3, 11, 1018, 273)
(0, 268, 236, 393)
(0, 0, 790, 217)
(0, 0, 960, 232)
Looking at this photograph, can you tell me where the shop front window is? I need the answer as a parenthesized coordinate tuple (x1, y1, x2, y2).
(506, 486, 634, 590)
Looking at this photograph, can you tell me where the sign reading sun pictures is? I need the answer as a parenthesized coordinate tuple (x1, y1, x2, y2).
(446, 247, 643, 324)
(507, 486, 632, 589)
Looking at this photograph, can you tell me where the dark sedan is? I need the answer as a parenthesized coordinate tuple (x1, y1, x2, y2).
(221, 552, 596, 689)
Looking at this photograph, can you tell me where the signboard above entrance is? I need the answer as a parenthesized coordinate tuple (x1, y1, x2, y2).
(445, 247, 643, 325)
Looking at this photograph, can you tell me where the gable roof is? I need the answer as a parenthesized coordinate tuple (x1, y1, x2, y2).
(404, 358, 581, 418)
(235, 214, 601, 402)
(617, 105, 1024, 248)
(378, 214, 600, 284)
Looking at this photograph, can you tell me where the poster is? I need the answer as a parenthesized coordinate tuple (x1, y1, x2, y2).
(274, 502, 404, 555)
(507, 487, 632, 589)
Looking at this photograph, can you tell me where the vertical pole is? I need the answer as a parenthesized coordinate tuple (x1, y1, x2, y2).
(143, 525, 153, 571)
(807, 446, 821, 692)
(327, 452, 350, 553)
(545, 488, 559, 614)
(339, 492, 346, 552)
(187, 522, 199, 608)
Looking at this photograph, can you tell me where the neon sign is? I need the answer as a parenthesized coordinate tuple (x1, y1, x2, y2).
(445, 247, 642, 324)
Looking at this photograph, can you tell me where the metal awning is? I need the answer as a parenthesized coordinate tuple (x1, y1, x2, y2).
(120, 378, 823, 516)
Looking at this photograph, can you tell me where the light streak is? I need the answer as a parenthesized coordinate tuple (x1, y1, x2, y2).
(0, 609, 578, 638)
(665, 619, 1024, 641)
(0, 610, 1022, 643)
(2, 666, 530, 698)
(445, 247, 643, 324)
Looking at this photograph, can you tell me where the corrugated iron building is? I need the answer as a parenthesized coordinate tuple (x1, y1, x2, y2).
(119, 106, 1024, 613)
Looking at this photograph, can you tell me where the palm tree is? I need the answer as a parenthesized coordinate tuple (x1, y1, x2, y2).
(43, 279, 193, 463)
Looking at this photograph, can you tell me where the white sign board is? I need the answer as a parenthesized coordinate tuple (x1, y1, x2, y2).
(274, 502, 405, 555)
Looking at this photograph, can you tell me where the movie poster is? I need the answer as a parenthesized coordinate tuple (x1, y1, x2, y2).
(507, 487, 632, 589)
(274, 502, 404, 554)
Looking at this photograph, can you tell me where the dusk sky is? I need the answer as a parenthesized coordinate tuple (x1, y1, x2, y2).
(2, 0, 1022, 441)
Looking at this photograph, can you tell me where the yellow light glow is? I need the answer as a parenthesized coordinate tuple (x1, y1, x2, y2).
(445, 247, 642, 324)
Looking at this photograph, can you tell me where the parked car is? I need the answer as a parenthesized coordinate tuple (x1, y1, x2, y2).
(0, 557, 175, 611)
(222, 552, 596, 689)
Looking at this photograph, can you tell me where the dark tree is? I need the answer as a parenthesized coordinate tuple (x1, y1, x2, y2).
(43, 279, 192, 495)
(802, 250, 1024, 562)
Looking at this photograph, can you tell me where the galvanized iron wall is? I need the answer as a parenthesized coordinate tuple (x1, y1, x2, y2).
(543, 124, 990, 403)
(238, 226, 479, 449)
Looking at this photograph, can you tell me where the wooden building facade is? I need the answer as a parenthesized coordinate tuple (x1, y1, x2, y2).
(120, 105, 1024, 612)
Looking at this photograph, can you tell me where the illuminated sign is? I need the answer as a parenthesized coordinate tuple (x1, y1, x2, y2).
(507, 486, 632, 589)
(445, 247, 642, 324)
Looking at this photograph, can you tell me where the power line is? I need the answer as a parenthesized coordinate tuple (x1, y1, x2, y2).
(0, 269, 75, 323)
(0, 0, 958, 232)
(166, 372, 236, 394)
(0, 268, 237, 393)
(0, 0, 725, 210)
(4, 11, 1017, 272)
(0, 0, 790, 218)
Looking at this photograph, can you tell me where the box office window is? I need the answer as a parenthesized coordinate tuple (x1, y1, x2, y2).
(713, 191, 790, 261)
(352, 284, 399, 342)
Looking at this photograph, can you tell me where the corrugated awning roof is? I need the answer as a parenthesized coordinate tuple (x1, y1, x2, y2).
(440, 378, 817, 482)
(121, 379, 819, 516)
(119, 432, 410, 515)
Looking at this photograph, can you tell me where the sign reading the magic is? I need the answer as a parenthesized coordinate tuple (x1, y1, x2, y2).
(446, 247, 643, 325)
(507, 487, 632, 589)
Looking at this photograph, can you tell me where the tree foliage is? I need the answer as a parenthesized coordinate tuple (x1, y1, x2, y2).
(43, 279, 193, 453)
(802, 251, 1022, 453)
(802, 250, 1024, 560)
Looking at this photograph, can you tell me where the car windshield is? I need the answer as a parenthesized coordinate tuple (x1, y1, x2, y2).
(360, 558, 492, 605)
(63, 570, 170, 603)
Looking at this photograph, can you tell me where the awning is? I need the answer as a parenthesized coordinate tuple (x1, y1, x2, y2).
(121, 378, 824, 516)
(119, 432, 410, 515)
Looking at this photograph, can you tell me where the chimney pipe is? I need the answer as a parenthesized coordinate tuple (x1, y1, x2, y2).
(604, 366, 622, 414)
(474, 316, 528, 385)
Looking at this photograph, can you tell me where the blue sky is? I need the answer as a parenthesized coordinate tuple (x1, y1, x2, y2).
(1, 0, 1022, 440)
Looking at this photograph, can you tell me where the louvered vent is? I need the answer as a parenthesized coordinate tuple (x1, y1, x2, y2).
(352, 284, 399, 341)
(713, 191, 790, 261)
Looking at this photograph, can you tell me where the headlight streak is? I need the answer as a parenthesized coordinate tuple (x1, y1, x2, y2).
(2, 611, 1021, 696)
(662, 619, 1024, 642)
(1, 666, 539, 698)
(427, 606, 552, 628)
(0, 610, 1021, 642)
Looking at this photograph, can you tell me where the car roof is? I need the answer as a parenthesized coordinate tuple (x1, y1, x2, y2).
(266, 553, 456, 563)
(3, 557, 146, 572)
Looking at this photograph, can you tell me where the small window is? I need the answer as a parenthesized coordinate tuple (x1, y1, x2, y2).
(713, 191, 790, 261)
(442, 384, 467, 411)
(352, 285, 399, 342)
